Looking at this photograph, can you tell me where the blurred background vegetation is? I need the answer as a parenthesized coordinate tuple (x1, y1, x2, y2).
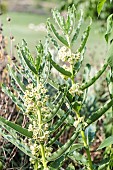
(1, 0, 113, 63)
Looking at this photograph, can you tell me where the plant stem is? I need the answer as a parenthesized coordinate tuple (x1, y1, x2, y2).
(37, 108, 48, 169)
(76, 111, 93, 170)
(40, 143, 47, 170)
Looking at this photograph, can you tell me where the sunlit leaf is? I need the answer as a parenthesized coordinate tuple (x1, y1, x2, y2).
(97, 0, 107, 16)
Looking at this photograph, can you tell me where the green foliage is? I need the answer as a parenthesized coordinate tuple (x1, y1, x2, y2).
(97, 0, 107, 16)
(1, 5, 113, 170)
(98, 136, 113, 149)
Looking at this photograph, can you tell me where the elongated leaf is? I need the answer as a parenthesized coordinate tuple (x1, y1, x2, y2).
(0, 116, 32, 138)
(86, 98, 113, 125)
(66, 5, 76, 35)
(21, 49, 37, 75)
(48, 53, 72, 77)
(105, 14, 113, 43)
(47, 125, 67, 146)
(44, 87, 67, 122)
(47, 124, 81, 161)
(69, 143, 84, 153)
(50, 109, 71, 134)
(0, 128, 34, 158)
(22, 39, 35, 65)
(47, 20, 69, 47)
(52, 9, 66, 32)
(7, 65, 26, 93)
(78, 17, 92, 53)
(71, 10, 83, 44)
(47, 33, 59, 49)
(98, 136, 113, 150)
(2, 84, 25, 112)
(97, 0, 107, 16)
(81, 63, 108, 90)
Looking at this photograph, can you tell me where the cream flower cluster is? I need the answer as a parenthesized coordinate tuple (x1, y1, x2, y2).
(58, 46, 81, 65)
(69, 83, 83, 96)
(24, 83, 50, 119)
(24, 83, 52, 168)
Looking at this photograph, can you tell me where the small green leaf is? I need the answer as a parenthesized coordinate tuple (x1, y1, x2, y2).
(47, 20, 69, 47)
(105, 14, 113, 43)
(48, 53, 72, 77)
(98, 136, 113, 150)
(0, 116, 32, 138)
(97, 0, 107, 16)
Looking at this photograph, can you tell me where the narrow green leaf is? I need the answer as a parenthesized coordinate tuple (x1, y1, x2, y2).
(81, 63, 108, 90)
(69, 143, 84, 153)
(86, 98, 113, 125)
(48, 53, 72, 77)
(21, 49, 37, 75)
(105, 14, 113, 43)
(98, 136, 113, 150)
(97, 0, 107, 16)
(78, 17, 92, 53)
(47, 125, 67, 146)
(0, 116, 32, 138)
(2, 84, 25, 112)
(47, 125, 81, 161)
(7, 65, 26, 93)
(0, 128, 34, 158)
(52, 9, 66, 32)
(50, 109, 71, 134)
(66, 5, 76, 35)
(47, 33, 59, 49)
(47, 20, 69, 47)
(22, 39, 35, 65)
(71, 10, 83, 44)
(44, 87, 67, 122)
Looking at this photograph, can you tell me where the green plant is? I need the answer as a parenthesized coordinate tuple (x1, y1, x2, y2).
(1, 5, 113, 170)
